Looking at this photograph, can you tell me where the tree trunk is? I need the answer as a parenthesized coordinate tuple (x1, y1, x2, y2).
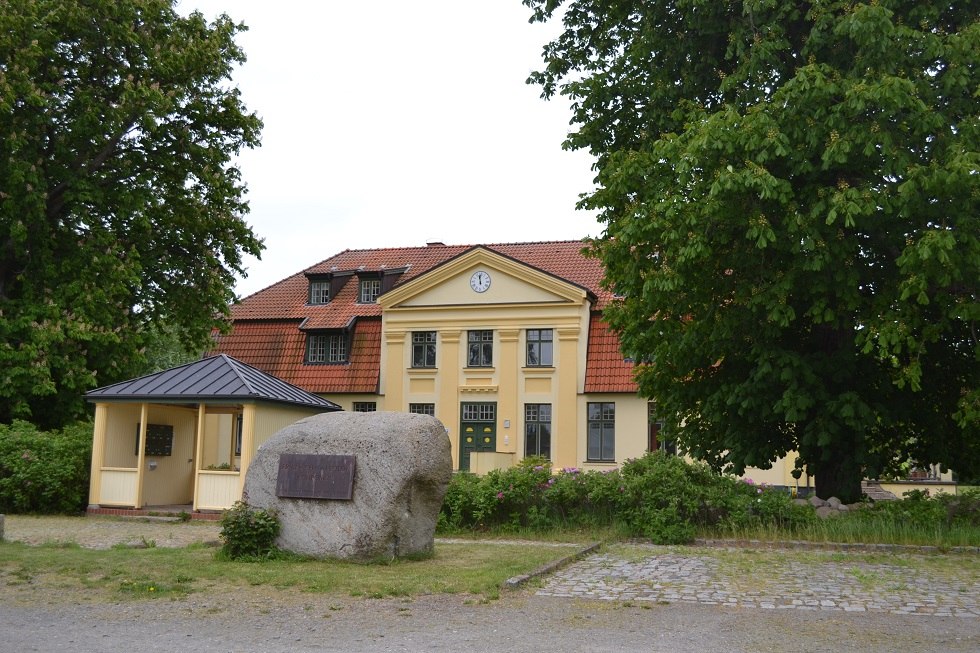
(813, 452, 863, 504)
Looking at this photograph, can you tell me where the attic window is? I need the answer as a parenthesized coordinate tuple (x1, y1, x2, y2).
(309, 279, 330, 305)
(359, 278, 381, 303)
(306, 332, 348, 364)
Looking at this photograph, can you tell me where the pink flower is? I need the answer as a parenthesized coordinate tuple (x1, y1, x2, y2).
(496, 491, 504, 500)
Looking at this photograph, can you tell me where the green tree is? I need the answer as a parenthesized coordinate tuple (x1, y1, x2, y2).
(526, 0, 978, 501)
(0, 0, 263, 428)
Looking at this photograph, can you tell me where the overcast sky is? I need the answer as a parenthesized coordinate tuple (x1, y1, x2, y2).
(178, 1, 599, 298)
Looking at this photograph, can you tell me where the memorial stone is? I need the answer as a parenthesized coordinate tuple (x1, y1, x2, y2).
(242, 411, 452, 559)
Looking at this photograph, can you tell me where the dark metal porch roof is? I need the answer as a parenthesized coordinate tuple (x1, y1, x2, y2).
(85, 354, 342, 411)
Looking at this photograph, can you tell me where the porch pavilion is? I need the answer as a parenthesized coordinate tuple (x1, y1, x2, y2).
(85, 354, 340, 517)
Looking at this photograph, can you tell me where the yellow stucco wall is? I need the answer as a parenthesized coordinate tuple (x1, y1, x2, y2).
(251, 404, 325, 448)
(368, 248, 642, 471)
(93, 401, 327, 510)
(97, 403, 197, 506)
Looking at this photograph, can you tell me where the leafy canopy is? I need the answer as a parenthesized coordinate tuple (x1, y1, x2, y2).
(525, 0, 978, 501)
(0, 0, 263, 427)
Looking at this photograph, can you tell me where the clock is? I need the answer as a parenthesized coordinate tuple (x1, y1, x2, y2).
(469, 270, 491, 293)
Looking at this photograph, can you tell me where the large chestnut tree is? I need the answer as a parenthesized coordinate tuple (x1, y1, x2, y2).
(525, 0, 978, 500)
(0, 1, 263, 427)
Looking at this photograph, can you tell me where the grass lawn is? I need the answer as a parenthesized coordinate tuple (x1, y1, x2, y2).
(0, 536, 578, 603)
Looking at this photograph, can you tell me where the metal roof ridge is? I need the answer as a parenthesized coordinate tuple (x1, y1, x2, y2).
(219, 354, 262, 398)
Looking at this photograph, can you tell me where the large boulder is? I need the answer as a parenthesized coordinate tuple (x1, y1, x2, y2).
(242, 411, 452, 560)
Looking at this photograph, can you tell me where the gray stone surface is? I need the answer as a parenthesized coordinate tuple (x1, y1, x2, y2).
(242, 411, 452, 560)
(538, 545, 980, 618)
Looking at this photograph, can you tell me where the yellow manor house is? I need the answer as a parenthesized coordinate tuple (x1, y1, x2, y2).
(207, 239, 952, 499)
(213, 241, 655, 475)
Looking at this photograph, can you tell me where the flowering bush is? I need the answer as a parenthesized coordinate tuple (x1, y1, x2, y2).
(437, 451, 824, 542)
(437, 454, 977, 544)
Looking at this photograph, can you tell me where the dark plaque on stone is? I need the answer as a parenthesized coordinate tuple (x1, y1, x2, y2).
(276, 454, 356, 500)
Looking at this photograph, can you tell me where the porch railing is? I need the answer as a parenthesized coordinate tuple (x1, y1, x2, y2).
(98, 468, 138, 506)
(196, 470, 241, 511)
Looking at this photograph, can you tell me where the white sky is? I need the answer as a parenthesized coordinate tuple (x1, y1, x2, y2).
(178, 1, 599, 298)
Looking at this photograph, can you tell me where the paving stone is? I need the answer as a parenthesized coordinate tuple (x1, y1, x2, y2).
(535, 547, 979, 618)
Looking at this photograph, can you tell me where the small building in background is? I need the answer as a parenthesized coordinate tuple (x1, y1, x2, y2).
(85, 354, 340, 516)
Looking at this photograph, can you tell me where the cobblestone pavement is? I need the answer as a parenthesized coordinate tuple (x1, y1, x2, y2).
(537, 546, 980, 618)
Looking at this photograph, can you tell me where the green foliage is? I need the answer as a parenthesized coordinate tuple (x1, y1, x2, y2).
(218, 502, 281, 560)
(138, 322, 205, 376)
(0, 0, 264, 428)
(437, 471, 483, 530)
(438, 456, 980, 545)
(524, 1, 979, 502)
(852, 488, 980, 531)
(0, 420, 92, 514)
(940, 488, 980, 528)
(437, 452, 819, 544)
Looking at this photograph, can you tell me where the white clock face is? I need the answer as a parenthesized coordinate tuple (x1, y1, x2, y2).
(469, 270, 491, 293)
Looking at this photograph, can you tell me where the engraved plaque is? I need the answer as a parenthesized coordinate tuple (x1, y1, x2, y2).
(276, 454, 355, 500)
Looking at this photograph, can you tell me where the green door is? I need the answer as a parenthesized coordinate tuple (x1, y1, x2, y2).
(459, 402, 496, 471)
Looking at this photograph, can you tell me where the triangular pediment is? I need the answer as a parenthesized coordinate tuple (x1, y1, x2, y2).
(378, 247, 589, 309)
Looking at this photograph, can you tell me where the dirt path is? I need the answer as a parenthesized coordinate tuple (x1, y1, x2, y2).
(2, 587, 977, 653)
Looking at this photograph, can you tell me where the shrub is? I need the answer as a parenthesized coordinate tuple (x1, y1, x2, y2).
(218, 501, 281, 560)
(939, 488, 980, 527)
(479, 457, 553, 529)
(722, 479, 816, 532)
(544, 467, 621, 528)
(435, 451, 825, 543)
(0, 420, 93, 514)
(616, 452, 718, 543)
(438, 471, 483, 530)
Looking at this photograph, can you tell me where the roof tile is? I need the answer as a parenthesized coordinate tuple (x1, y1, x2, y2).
(216, 241, 636, 395)
(584, 317, 639, 393)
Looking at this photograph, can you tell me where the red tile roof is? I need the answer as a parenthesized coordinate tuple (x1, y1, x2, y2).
(230, 241, 615, 321)
(584, 317, 639, 393)
(212, 319, 381, 394)
(214, 240, 637, 395)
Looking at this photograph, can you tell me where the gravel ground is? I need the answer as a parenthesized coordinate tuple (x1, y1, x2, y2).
(2, 516, 978, 653)
(1, 514, 223, 549)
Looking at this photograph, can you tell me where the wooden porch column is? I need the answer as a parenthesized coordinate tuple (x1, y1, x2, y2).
(238, 403, 257, 499)
(134, 403, 149, 509)
(192, 404, 206, 511)
(87, 403, 109, 509)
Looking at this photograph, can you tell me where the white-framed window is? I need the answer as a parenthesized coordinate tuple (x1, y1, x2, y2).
(526, 328, 553, 366)
(409, 403, 435, 416)
(462, 402, 496, 421)
(352, 402, 376, 412)
(467, 330, 493, 367)
(306, 333, 348, 363)
(524, 403, 551, 459)
(412, 331, 437, 368)
(309, 280, 330, 305)
(359, 278, 381, 303)
(587, 402, 615, 462)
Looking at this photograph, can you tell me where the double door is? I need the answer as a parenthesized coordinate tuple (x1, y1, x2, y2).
(459, 402, 496, 471)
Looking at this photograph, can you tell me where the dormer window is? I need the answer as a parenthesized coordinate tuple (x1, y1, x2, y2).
(309, 279, 330, 305)
(306, 332, 348, 364)
(359, 278, 381, 303)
